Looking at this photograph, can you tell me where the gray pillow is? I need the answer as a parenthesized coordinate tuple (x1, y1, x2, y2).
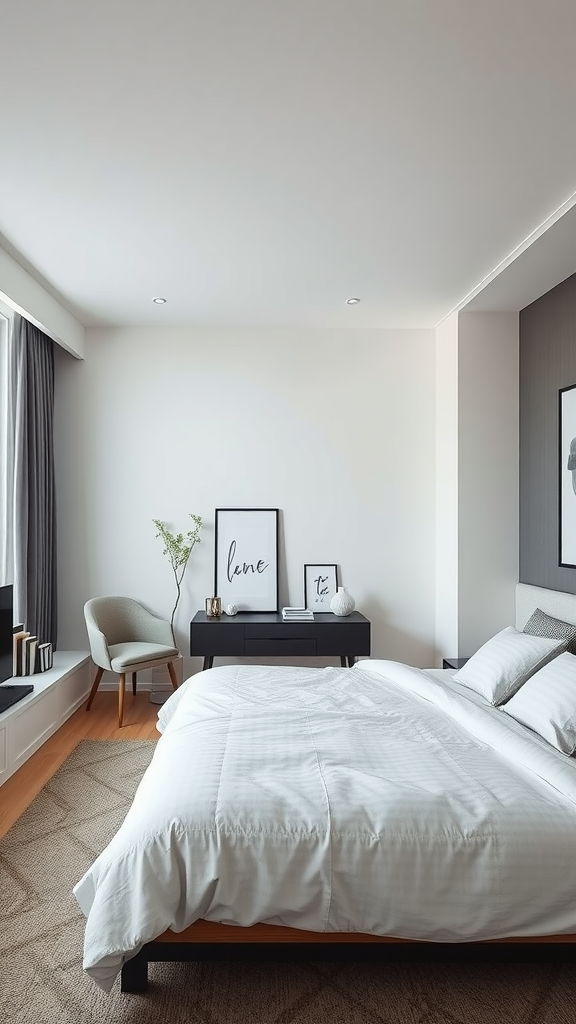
(523, 608, 576, 655)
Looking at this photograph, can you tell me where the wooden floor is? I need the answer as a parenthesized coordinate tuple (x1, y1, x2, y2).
(0, 690, 160, 840)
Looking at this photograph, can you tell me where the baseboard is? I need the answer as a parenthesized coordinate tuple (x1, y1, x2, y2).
(97, 682, 165, 692)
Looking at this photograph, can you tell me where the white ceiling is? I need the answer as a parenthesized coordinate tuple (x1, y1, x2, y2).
(2, 0, 576, 330)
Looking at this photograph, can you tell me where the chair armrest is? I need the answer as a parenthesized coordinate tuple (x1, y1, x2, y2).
(136, 607, 176, 648)
(86, 622, 112, 670)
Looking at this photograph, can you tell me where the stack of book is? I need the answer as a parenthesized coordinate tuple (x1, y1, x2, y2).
(281, 606, 314, 621)
(13, 624, 53, 675)
(12, 625, 29, 676)
(38, 641, 53, 672)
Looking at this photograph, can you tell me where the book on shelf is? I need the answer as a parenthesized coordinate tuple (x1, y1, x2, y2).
(22, 635, 38, 675)
(38, 641, 53, 672)
(13, 629, 30, 676)
(282, 606, 314, 621)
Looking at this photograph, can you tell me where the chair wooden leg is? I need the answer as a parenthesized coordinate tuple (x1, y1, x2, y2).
(132, 671, 137, 696)
(86, 666, 104, 711)
(167, 661, 179, 690)
(118, 673, 126, 728)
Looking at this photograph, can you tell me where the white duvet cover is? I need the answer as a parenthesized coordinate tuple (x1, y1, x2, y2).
(74, 660, 576, 991)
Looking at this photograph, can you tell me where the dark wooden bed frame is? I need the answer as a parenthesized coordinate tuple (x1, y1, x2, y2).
(120, 920, 576, 992)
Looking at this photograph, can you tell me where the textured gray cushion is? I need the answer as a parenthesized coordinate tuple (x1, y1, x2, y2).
(523, 608, 576, 655)
(109, 642, 179, 672)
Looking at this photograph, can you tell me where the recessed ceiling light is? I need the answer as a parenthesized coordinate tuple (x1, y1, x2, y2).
(152, 296, 167, 304)
(346, 297, 361, 305)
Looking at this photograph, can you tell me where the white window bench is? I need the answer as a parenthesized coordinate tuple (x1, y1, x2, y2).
(0, 651, 91, 786)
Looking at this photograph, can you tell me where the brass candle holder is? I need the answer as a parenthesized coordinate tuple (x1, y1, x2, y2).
(205, 597, 222, 618)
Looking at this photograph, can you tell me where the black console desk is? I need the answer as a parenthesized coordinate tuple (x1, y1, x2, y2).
(190, 611, 371, 671)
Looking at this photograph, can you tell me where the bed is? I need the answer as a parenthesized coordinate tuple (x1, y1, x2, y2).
(74, 583, 576, 992)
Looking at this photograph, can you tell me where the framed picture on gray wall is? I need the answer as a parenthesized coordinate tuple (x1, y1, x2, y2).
(559, 384, 576, 567)
(214, 508, 279, 612)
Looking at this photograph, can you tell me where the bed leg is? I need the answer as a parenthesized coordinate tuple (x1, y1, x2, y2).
(121, 950, 148, 993)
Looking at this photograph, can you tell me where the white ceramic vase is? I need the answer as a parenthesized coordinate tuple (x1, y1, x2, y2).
(330, 586, 355, 616)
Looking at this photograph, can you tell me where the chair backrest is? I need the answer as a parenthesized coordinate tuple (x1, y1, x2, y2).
(83, 596, 175, 664)
(85, 596, 150, 644)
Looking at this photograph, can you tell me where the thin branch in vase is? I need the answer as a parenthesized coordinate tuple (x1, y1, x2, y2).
(153, 513, 203, 637)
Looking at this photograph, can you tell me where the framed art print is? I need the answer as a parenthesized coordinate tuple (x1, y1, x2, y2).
(559, 384, 576, 567)
(303, 563, 338, 610)
(214, 508, 279, 612)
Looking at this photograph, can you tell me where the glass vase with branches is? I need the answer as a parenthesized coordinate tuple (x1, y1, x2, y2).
(153, 513, 203, 637)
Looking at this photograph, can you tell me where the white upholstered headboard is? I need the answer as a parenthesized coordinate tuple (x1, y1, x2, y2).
(515, 583, 576, 630)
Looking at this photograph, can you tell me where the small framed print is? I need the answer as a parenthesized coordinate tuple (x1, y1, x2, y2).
(304, 564, 338, 611)
(214, 508, 279, 612)
(559, 384, 576, 567)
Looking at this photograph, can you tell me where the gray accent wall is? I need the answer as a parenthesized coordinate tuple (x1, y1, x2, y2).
(520, 272, 576, 592)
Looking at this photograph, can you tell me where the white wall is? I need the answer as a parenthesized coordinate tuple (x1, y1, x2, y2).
(457, 312, 519, 653)
(54, 326, 437, 677)
(434, 311, 519, 663)
(435, 312, 459, 659)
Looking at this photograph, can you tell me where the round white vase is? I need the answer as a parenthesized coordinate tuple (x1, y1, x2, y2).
(330, 586, 355, 616)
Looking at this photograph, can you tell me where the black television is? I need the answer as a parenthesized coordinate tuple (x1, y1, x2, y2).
(0, 584, 14, 683)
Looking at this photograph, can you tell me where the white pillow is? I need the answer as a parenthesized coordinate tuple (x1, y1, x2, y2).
(501, 652, 576, 754)
(452, 626, 566, 705)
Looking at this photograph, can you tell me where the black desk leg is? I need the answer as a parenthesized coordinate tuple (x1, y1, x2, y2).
(202, 656, 214, 671)
(340, 656, 347, 668)
(347, 656, 356, 667)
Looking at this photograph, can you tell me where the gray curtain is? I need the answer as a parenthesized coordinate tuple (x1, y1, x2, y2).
(13, 314, 57, 647)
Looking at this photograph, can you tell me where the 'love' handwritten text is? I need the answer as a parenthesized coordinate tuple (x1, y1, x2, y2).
(227, 539, 269, 583)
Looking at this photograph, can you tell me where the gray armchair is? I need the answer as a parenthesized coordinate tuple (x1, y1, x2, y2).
(84, 596, 180, 727)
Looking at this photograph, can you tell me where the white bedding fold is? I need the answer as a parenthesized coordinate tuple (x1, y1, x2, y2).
(74, 661, 576, 991)
(358, 659, 576, 804)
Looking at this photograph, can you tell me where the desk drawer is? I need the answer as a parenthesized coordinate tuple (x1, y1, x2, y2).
(316, 621, 370, 656)
(244, 638, 317, 657)
(190, 622, 245, 655)
(244, 623, 313, 640)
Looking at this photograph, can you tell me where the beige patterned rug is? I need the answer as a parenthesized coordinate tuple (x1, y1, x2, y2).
(1, 739, 575, 1024)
